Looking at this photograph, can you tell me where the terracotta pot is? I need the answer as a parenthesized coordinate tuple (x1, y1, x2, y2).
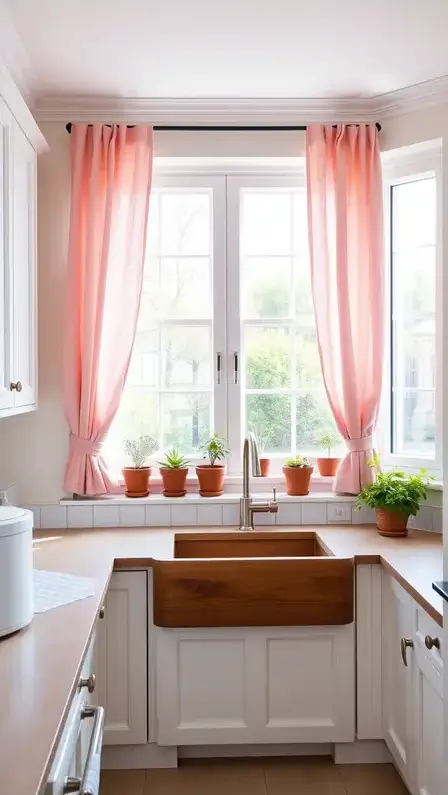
(160, 467, 188, 498)
(122, 466, 151, 498)
(196, 464, 226, 497)
(259, 458, 271, 477)
(282, 465, 314, 496)
(316, 457, 341, 477)
(376, 508, 409, 538)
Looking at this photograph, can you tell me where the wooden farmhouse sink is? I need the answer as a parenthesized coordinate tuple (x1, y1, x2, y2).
(152, 532, 354, 629)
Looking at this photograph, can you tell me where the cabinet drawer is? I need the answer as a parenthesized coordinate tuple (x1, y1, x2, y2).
(415, 608, 443, 673)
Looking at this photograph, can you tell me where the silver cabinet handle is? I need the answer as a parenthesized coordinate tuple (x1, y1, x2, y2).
(10, 381, 22, 393)
(216, 352, 222, 385)
(233, 352, 239, 384)
(401, 637, 414, 667)
(79, 673, 96, 693)
(64, 705, 105, 795)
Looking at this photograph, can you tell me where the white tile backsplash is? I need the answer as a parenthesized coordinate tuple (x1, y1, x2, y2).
(25, 505, 41, 529)
(222, 503, 240, 526)
(432, 507, 443, 533)
(119, 504, 146, 527)
(352, 504, 376, 524)
(41, 505, 67, 529)
(197, 503, 223, 526)
(277, 502, 302, 525)
(67, 505, 94, 528)
(171, 503, 197, 526)
(93, 505, 120, 527)
(409, 505, 434, 532)
(145, 504, 171, 526)
(253, 510, 276, 526)
(302, 502, 327, 525)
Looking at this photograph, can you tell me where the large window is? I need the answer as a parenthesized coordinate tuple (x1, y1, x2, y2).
(383, 146, 441, 473)
(106, 169, 334, 475)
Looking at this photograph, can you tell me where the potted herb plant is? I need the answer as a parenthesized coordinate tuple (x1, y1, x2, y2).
(282, 454, 314, 496)
(159, 449, 190, 498)
(123, 435, 158, 497)
(316, 430, 342, 477)
(356, 455, 434, 537)
(196, 433, 229, 497)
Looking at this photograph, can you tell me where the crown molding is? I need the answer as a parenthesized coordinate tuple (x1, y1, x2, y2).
(372, 74, 448, 118)
(33, 74, 448, 126)
(33, 95, 375, 125)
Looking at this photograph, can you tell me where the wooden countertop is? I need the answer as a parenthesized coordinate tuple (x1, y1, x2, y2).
(0, 524, 443, 795)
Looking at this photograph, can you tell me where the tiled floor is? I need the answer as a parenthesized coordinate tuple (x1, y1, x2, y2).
(100, 757, 409, 795)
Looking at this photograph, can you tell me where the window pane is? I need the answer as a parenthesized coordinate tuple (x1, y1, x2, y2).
(294, 257, 314, 314)
(103, 392, 159, 473)
(241, 191, 292, 255)
(296, 329, 322, 388)
(391, 176, 436, 459)
(162, 392, 211, 452)
(296, 390, 335, 451)
(242, 257, 291, 319)
(392, 178, 436, 250)
(245, 327, 290, 389)
(128, 330, 158, 388)
(161, 327, 211, 388)
(160, 257, 211, 319)
(160, 191, 211, 255)
(394, 389, 436, 456)
(246, 394, 291, 453)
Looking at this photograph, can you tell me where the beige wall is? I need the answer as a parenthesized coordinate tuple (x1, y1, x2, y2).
(0, 113, 446, 504)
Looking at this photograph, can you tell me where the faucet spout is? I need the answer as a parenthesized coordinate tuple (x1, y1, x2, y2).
(239, 435, 278, 530)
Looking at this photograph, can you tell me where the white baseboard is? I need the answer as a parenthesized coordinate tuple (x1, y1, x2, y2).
(101, 743, 178, 769)
(333, 740, 393, 764)
(179, 743, 333, 759)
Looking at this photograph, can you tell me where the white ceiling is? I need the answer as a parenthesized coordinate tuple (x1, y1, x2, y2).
(4, 0, 448, 100)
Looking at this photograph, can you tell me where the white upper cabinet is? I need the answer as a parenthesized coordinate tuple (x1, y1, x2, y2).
(0, 90, 40, 418)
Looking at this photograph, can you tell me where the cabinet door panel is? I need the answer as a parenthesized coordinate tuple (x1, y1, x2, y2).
(414, 643, 444, 795)
(96, 571, 147, 745)
(382, 574, 414, 788)
(0, 98, 13, 410)
(157, 629, 253, 745)
(12, 121, 37, 408)
(253, 626, 355, 743)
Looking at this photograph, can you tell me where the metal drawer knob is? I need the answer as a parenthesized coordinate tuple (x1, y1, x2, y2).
(401, 637, 414, 666)
(79, 673, 96, 693)
(425, 634, 440, 650)
(10, 381, 22, 392)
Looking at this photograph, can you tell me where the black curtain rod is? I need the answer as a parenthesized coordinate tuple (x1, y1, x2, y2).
(65, 122, 381, 133)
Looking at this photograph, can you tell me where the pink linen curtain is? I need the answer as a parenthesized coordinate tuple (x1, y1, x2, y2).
(63, 124, 154, 495)
(306, 124, 384, 494)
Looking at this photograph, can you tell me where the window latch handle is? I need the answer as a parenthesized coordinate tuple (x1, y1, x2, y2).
(216, 352, 222, 385)
(233, 352, 239, 385)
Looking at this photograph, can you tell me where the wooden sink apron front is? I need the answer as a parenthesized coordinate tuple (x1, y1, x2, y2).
(153, 531, 354, 628)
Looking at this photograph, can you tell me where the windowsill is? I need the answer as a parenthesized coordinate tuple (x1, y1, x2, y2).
(60, 491, 357, 506)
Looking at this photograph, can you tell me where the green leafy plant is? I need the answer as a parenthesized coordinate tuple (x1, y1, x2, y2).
(317, 430, 341, 457)
(200, 433, 230, 466)
(159, 448, 190, 470)
(356, 455, 434, 516)
(124, 435, 158, 468)
(285, 454, 311, 468)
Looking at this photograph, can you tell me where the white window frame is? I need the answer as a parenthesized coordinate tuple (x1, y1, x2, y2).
(118, 170, 228, 468)
(379, 142, 442, 477)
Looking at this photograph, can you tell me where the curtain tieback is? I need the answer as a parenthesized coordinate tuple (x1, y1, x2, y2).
(70, 434, 104, 457)
(346, 436, 373, 453)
